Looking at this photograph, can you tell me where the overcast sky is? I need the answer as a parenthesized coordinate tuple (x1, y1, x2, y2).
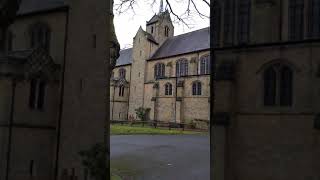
(113, 0, 210, 49)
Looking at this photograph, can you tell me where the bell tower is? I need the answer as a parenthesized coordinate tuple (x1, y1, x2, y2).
(145, 1, 174, 46)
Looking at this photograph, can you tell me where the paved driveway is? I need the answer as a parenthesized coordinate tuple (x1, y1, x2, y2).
(111, 135, 209, 180)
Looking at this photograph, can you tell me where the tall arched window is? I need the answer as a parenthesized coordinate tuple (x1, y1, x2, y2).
(6, 30, 13, 52)
(289, 0, 304, 40)
(176, 59, 188, 77)
(224, 0, 235, 45)
(192, 81, 202, 95)
(237, 0, 251, 44)
(119, 86, 125, 97)
(154, 63, 165, 79)
(308, 0, 320, 38)
(165, 26, 170, 37)
(263, 64, 293, 106)
(199, 55, 210, 75)
(29, 79, 47, 110)
(264, 67, 277, 106)
(119, 68, 126, 79)
(280, 66, 293, 106)
(165, 83, 173, 95)
(30, 23, 51, 51)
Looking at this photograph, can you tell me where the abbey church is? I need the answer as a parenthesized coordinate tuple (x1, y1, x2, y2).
(112, 0, 320, 179)
(110, 10, 210, 124)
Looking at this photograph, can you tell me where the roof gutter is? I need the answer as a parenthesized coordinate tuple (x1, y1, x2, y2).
(148, 48, 210, 61)
(16, 6, 68, 19)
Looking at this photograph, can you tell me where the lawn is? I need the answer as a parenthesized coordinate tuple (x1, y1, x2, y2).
(110, 124, 206, 135)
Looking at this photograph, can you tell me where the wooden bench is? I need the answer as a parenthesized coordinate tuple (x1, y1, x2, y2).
(151, 121, 185, 131)
(110, 120, 128, 125)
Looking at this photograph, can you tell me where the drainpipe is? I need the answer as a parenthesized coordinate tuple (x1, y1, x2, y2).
(127, 67, 132, 120)
(174, 75, 177, 123)
(54, 8, 69, 180)
(5, 78, 17, 180)
(111, 85, 115, 120)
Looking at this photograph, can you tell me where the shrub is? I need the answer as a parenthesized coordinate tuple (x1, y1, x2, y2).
(78, 143, 106, 180)
(189, 120, 196, 129)
(135, 107, 151, 121)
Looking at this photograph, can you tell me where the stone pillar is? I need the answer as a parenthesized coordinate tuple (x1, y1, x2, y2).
(175, 99, 182, 123)
(175, 80, 184, 123)
(166, 62, 172, 77)
(190, 56, 198, 75)
(212, 61, 235, 180)
(0, 78, 12, 180)
(57, 0, 119, 179)
(150, 82, 159, 121)
(212, 113, 230, 180)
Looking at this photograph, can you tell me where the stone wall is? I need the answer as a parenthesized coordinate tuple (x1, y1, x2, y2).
(214, 44, 320, 179)
(57, 0, 110, 178)
(143, 50, 210, 123)
(128, 29, 149, 118)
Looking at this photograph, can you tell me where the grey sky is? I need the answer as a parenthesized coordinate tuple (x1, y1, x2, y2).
(113, 0, 210, 49)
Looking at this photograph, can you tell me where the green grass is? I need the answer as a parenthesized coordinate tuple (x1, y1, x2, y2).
(111, 174, 122, 180)
(110, 124, 206, 135)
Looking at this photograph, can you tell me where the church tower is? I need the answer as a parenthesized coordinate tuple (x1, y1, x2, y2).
(127, 1, 174, 119)
(145, 1, 174, 46)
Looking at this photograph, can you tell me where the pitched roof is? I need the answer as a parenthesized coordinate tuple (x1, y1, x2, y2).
(146, 10, 170, 25)
(144, 31, 158, 45)
(115, 27, 209, 66)
(146, 14, 159, 25)
(17, 0, 67, 15)
(116, 48, 132, 66)
(150, 27, 210, 60)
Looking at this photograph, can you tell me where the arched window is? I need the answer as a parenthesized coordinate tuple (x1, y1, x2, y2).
(176, 59, 188, 77)
(29, 79, 47, 110)
(237, 0, 251, 44)
(308, 0, 320, 38)
(289, 0, 304, 40)
(6, 30, 13, 52)
(264, 67, 277, 106)
(119, 86, 125, 97)
(280, 66, 293, 106)
(263, 64, 293, 106)
(165, 26, 170, 37)
(165, 83, 173, 95)
(192, 81, 202, 96)
(154, 63, 165, 79)
(30, 23, 51, 51)
(224, 0, 234, 45)
(119, 68, 126, 79)
(199, 55, 210, 75)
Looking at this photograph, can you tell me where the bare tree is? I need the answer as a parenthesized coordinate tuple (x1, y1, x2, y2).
(114, 0, 210, 28)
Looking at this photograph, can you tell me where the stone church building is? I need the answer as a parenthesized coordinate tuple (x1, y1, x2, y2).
(0, 0, 117, 179)
(111, 11, 210, 124)
(212, 0, 320, 179)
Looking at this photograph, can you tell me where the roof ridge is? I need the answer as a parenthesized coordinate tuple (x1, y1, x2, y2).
(170, 27, 209, 39)
(120, 48, 133, 51)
